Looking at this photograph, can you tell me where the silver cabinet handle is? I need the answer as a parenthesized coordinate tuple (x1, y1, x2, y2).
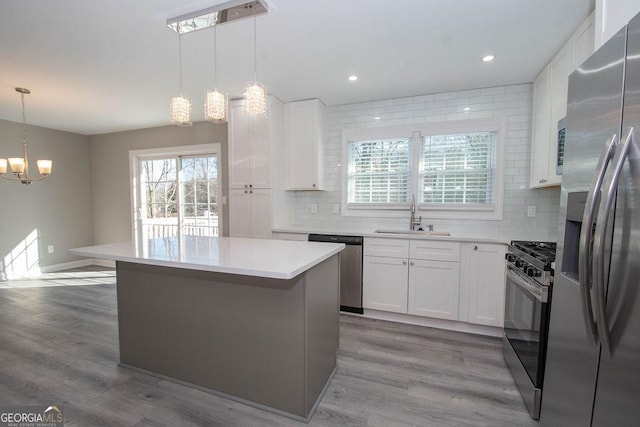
(593, 127, 634, 357)
(410, 261, 414, 266)
(402, 260, 407, 265)
(473, 245, 478, 250)
(579, 133, 618, 346)
(539, 178, 547, 184)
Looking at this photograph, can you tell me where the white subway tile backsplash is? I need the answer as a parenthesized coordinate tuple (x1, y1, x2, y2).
(281, 83, 560, 242)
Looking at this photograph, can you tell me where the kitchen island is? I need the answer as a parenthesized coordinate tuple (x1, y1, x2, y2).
(69, 236, 344, 421)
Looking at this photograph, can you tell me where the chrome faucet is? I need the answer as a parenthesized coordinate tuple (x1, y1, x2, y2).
(410, 195, 422, 231)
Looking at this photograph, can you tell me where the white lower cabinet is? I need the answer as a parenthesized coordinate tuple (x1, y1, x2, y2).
(228, 189, 272, 239)
(408, 259, 460, 320)
(363, 255, 409, 313)
(461, 243, 506, 327)
(363, 237, 507, 329)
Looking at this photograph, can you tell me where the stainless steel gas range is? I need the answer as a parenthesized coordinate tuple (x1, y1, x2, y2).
(502, 240, 556, 420)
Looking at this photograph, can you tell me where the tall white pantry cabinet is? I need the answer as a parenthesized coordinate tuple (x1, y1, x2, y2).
(228, 97, 284, 238)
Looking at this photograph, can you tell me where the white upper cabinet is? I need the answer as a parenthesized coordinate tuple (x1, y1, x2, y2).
(284, 99, 325, 190)
(530, 13, 594, 188)
(228, 98, 276, 189)
(595, 0, 640, 48)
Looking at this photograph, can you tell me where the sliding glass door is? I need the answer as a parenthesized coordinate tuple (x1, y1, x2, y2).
(132, 145, 221, 247)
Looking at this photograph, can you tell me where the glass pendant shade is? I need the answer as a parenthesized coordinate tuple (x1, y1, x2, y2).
(8, 158, 25, 174)
(171, 95, 192, 126)
(244, 82, 267, 116)
(37, 159, 52, 175)
(0, 159, 6, 174)
(205, 89, 228, 123)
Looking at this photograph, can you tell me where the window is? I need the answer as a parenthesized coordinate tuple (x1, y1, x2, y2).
(342, 121, 504, 220)
(421, 132, 496, 209)
(347, 138, 411, 205)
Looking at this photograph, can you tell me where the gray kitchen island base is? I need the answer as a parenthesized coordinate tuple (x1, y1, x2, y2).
(115, 255, 340, 422)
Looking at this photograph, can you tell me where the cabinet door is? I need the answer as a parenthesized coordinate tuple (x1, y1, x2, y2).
(466, 244, 506, 327)
(250, 112, 272, 189)
(287, 100, 320, 189)
(408, 259, 459, 320)
(250, 189, 272, 239)
(363, 256, 408, 313)
(530, 68, 552, 188)
(228, 189, 253, 237)
(228, 101, 252, 189)
(573, 15, 595, 70)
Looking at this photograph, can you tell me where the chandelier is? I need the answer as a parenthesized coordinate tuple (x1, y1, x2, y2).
(0, 88, 52, 184)
(244, 9, 267, 116)
(205, 25, 228, 123)
(171, 33, 192, 126)
(167, 0, 269, 122)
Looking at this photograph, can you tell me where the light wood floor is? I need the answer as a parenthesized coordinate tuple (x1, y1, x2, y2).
(0, 266, 536, 426)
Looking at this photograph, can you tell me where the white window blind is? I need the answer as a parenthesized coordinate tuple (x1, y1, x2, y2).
(421, 132, 496, 207)
(347, 138, 411, 205)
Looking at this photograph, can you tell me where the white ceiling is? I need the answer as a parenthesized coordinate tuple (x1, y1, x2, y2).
(0, 0, 594, 136)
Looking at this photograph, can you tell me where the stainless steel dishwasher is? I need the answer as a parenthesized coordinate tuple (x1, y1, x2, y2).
(308, 234, 363, 314)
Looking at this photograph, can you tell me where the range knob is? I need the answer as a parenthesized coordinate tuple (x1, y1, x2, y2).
(505, 254, 516, 262)
(515, 259, 524, 268)
(527, 267, 541, 277)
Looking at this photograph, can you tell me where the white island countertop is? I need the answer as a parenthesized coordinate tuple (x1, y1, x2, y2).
(69, 236, 345, 280)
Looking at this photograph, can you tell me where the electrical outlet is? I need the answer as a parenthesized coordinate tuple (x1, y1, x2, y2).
(527, 205, 536, 217)
(333, 203, 340, 214)
(47, 245, 54, 254)
(310, 203, 318, 214)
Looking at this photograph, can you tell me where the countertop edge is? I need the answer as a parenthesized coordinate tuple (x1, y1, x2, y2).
(272, 227, 509, 245)
(69, 241, 345, 280)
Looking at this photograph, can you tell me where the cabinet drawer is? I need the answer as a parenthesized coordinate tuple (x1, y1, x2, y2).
(364, 238, 410, 258)
(410, 240, 460, 262)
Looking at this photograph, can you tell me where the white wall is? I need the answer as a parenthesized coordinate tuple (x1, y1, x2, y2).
(278, 84, 561, 242)
(0, 119, 93, 276)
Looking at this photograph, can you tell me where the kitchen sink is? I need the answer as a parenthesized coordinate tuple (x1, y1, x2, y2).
(374, 229, 451, 237)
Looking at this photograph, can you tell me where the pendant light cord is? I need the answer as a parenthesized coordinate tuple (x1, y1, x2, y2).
(213, 25, 218, 88)
(178, 34, 183, 95)
(21, 92, 27, 147)
(253, 7, 257, 83)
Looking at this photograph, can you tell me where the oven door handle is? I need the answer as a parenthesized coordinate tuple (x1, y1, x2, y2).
(579, 133, 617, 346)
(593, 127, 633, 358)
(506, 266, 548, 303)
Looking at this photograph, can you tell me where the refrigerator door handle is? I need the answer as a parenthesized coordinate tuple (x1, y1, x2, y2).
(579, 133, 618, 345)
(593, 127, 634, 357)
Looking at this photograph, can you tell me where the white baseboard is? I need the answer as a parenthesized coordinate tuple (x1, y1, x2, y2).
(39, 258, 115, 273)
(362, 309, 504, 338)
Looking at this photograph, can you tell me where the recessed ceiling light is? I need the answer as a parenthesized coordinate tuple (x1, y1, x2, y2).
(463, 107, 471, 111)
(348, 75, 358, 82)
(482, 55, 495, 62)
(373, 116, 381, 120)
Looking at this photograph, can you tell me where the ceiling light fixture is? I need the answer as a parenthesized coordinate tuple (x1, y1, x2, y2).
(0, 88, 52, 185)
(348, 75, 358, 82)
(171, 32, 192, 126)
(205, 25, 228, 123)
(244, 5, 267, 116)
(482, 55, 495, 62)
(167, 0, 268, 35)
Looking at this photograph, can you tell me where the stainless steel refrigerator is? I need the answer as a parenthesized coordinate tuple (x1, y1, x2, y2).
(540, 12, 640, 427)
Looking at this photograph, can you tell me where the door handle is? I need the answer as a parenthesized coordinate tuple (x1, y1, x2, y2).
(593, 127, 634, 357)
(579, 133, 618, 345)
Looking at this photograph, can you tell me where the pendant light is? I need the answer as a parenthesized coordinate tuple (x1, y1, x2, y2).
(0, 88, 52, 184)
(244, 9, 267, 116)
(204, 25, 228, 123)
(171, 32, 192, 126)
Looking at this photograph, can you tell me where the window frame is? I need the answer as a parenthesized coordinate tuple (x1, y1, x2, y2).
(341, 119, 506, 220)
